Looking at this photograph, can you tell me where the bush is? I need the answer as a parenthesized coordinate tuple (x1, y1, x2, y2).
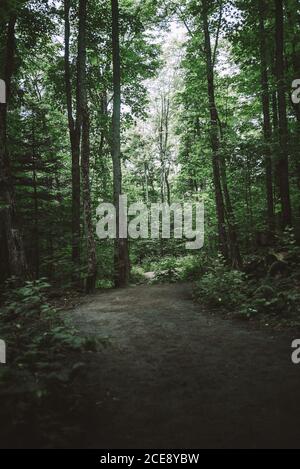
(96, 279, 114, 289)
(180, 254, 211, 280)
(193, 234, 300, 324)
(194, 256, 247, 310)
(130, 266, 146, 284)
(241, 277, 300, 318)
(152, 256, 181, 283)
(145, 254, 211, 284)
(0, 278, 97, 448)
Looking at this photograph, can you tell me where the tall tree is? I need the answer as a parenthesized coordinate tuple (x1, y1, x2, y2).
(64, 0, 97, 291)
(64, 0, 81, 284)
(202, 0, 242, 268)
(258, 0, 275, 233)
(77, 0, 97, 292)
(274, 0, 292, 227)
(201, 0, 228, 261)
(0, 13, 28, 283)
(111, 0, 130, 287)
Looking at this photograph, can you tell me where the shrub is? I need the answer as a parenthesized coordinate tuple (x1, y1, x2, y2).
(130, 266, 146, 284)
(194, 235, 300, 324)
(0, 278, 97, 448)
(96, 279, 114, 289)
(152, 256, 181, 283)
(241, 277, 300, 318)
(194, 256, 247, 310)
(180, 254, 211, 280)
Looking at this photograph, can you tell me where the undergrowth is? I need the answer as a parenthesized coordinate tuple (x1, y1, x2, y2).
(193, 229, 300, 328)
(0, 278, 97, 448)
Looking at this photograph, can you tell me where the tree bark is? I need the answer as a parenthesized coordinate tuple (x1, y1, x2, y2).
(31, 117, 40, 279)
(158, 94, 171, 205)
(77, 0, 97, 292)
(202, 0, 242, 268)
(274, 0, 292, 227)
(111, 0, 130, 287)
(202, 1, 229, 262)
(259, 0, 275, 233)
(218, 155, 242, 268)
(0, 15, 28, 284)
(64, 0, 81, 285)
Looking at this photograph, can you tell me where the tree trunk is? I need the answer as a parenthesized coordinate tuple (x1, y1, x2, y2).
(0, 15, 28, 284)
(218, 156, 243, 268)
(274, 0, 292, 227)
(158, 93, 170, 204)
(202, 1, 229, 262)
(64, 0, 81, 286)
(77, 0, 97, 293)
(202, 0, 242, 268)
(111, 0, 130, 287)
(259, 0, 275, 233)
(31, 118, 39, 279)
(145, 163, 149, 204)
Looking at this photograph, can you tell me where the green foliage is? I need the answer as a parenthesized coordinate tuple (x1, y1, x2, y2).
(2, 0, 300, 449)
(152, 256, 181, 283)
(149, 254, 208, 283)
(179, 254, 211, 280)
(240, 278, 300, 320)
(130, 266, 146, 284)
(0, 279, 97, 448)
(194, 256, 247, 310)
(194, 233, 300, 325)
(241, 230, 300, 320)
(96, 279, 114, 289)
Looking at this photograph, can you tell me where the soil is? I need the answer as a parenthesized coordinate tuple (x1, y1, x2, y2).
(67, 282, 300, 449)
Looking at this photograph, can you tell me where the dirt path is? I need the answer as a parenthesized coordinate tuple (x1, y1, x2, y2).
(68, 283, 300, 449)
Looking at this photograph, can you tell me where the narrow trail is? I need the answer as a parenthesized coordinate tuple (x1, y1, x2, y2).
(68, 283, 300, 449)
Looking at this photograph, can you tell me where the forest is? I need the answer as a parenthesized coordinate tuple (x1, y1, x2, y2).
(1, 0, 300, 450)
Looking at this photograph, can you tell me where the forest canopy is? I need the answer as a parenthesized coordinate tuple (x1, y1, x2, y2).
(0, 0, 299, 294)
